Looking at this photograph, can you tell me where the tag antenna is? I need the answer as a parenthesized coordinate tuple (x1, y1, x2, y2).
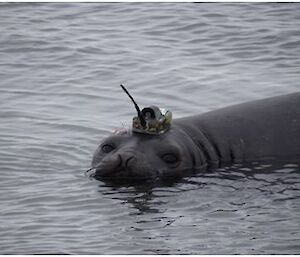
(120, 84, 146, 128)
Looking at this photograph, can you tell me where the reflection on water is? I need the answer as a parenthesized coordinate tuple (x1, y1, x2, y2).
(0, 2, 299, 254)
(95, 162, 300, 254)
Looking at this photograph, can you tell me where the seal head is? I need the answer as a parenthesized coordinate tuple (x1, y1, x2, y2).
(91, 125, 206, 181)
(89, 85, 205, 181)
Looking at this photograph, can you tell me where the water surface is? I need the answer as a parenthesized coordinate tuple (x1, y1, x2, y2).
(0, 3, 299, 254)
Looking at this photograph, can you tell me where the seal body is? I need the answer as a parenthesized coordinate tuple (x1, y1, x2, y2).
(91, 92, 300, 180)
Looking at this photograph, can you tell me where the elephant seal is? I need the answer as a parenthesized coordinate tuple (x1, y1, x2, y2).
(89, 91, 300, 181)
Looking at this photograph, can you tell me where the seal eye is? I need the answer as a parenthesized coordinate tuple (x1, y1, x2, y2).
(161, 153, 178, 164)
(101, 144, 115, 153)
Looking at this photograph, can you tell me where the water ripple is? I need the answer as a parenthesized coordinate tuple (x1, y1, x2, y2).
(0, 2, 300, 255)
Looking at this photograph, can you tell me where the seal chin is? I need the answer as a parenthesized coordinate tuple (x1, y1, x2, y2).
(94, 165, 157, 181)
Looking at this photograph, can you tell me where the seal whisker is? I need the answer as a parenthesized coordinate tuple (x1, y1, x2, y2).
(85, 167, 95, 173)
(85, 166, 98, 178)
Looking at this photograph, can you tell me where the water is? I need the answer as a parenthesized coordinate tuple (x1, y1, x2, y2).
(0, 3, 299, 254)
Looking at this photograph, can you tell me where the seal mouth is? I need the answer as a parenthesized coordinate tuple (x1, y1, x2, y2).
(86, 165, 158, 182)
(94, 170, 157, 184)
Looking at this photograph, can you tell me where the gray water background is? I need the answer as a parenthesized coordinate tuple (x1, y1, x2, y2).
(0, 3, 300, 254)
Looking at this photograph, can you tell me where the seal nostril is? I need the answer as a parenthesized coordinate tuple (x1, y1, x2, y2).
(115, 154, 123, 169)
(125, 156, 135, 168)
